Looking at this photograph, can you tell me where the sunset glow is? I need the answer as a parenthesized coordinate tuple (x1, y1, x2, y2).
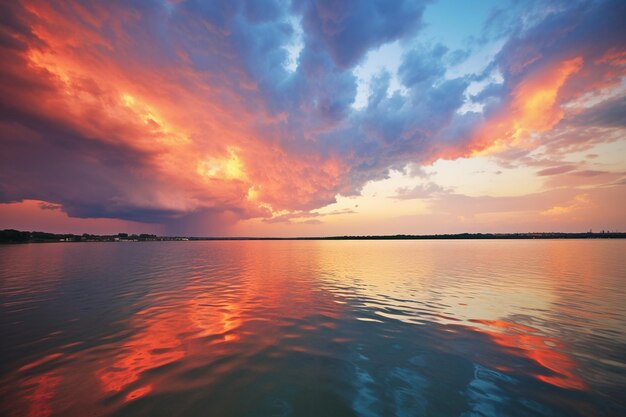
(1, 0, 625, 235)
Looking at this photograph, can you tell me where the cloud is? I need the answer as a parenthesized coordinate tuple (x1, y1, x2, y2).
(462, 0, 626, 158)
(391, 182, 449, 200)
(540, 168, 625, 189)
(537, 165, 576, 176)
(262, 208, 355, 224)
(569, 95, 626, 128)
(38, 202, 61, 211)
(541, 193, 591, 216)
(294, 0, 428, 68)
(572, 170, 609, 177)
(426, 188, 597, 221)
(0, 0, 624, 233)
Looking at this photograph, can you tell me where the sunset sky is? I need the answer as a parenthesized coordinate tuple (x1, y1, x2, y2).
(1, 0, 625, 237)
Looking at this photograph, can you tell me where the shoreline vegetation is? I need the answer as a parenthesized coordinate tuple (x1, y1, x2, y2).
(1, 229, 625, 244)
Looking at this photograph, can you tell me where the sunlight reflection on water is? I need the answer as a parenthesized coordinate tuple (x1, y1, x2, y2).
(1, 240, 625, 416)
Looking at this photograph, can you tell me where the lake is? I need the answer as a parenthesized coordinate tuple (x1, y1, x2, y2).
(1, 240, 625, 416)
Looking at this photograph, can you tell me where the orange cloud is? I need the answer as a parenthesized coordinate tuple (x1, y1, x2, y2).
(541, 193, 591, 216)
(472, 57, 583, 155)
(5, 0, 353, 223)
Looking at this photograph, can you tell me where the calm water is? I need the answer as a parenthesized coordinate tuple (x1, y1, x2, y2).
(1, 240, 625, 417)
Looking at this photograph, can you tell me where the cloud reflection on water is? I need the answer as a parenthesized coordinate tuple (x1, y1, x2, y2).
(1, 240, 625, 416)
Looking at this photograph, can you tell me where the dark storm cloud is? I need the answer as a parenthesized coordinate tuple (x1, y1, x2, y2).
(293, 0, 429, 68)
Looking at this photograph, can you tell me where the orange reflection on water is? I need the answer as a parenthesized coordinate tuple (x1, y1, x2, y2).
(1, 241, 347, 415)
(472, 319, 586, 390)
(17, 353, 63, 373)
(96, 308, 187, 397)
(94, 274, 254, 403)
(21, 372, 61, 417)
(125, 385, 153, 402)
(186, 288, 242, 342)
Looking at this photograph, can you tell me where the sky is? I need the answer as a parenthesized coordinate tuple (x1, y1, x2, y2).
(0, 0, 625, 237)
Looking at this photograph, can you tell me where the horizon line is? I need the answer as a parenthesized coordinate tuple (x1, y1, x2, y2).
(2, 229, 625, 242)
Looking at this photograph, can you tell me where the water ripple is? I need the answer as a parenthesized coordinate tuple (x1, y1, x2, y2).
(1, 240, 625, 416)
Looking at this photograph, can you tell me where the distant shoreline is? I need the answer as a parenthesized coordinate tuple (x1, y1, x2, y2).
(1, 229, 625, 244)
